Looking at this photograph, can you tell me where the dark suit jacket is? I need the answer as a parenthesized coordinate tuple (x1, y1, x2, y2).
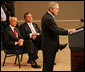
(5, 1, 15, 17)
(19, 22, 41, 39)
(3, 26, 22, 50)
(1, 3, 15, 27)
(1, 5, 8, 28)
(41, 12, 68, 52)
(19, 22, 41, 53)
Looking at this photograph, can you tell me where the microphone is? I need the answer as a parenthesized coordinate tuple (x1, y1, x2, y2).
(80, 19, 84, 22)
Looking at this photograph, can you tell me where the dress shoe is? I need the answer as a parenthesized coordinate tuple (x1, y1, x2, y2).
(31, 61, 41, 68)
(54, 62, 56, 65)
(31, 64, 41, 68)
(27, 60, 35, 65)
(59, 44, 67, 50)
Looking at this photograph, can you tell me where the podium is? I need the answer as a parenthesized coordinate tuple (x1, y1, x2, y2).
(69, 27, 84, 71)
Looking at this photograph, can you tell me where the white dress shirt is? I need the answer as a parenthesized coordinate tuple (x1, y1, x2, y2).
(48, 11, 56, 21)
(27, 22, 40, 38)
(9, 25, 19, 45)
(1, 7, 6, 20)
(27, 22, 37, 33)
(10, 25, 19, 38)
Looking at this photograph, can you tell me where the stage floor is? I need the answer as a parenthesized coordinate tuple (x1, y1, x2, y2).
(1, 36, 71, 71)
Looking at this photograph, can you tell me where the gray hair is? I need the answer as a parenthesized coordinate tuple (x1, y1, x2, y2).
(9, 17, 17, 22)
(48, 2, 59, 10)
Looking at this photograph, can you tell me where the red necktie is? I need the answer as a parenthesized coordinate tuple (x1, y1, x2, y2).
(14, 28, 19, 40)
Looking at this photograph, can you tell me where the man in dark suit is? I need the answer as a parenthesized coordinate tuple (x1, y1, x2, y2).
(2, 17, 25, 51)
(1, 1, 16, 50)
(1, 1, 8, 30)
(1, 1, 7, 50)
(1, 1, 15, 30)
(41, 2, 77, 71)
(19, 12, 41, 68)
(5, 1, 15, 17)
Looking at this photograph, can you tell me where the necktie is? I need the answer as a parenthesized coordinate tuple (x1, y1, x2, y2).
(14, 28, 19, 40)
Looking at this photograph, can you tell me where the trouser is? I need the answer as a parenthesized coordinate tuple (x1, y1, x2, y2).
(29, 53, 38, 61)
(42, 50, 56, 71)
(32, 35, 41, 50)
(29, 39, 39, 61)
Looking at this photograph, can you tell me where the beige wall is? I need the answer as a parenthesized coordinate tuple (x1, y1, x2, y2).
(15, 1, 84, 21)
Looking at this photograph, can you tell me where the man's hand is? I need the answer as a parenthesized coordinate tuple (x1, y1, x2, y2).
(1, 19, 6, 21)
(19, 42, 23, 46)
(17, 39, 24, 45)
(32, 33, 38, 36)
(18, 39, 24, 43)
(32, 36, 37, 40)
(32, 33, 37, 40)
(68, 29, 77, 34)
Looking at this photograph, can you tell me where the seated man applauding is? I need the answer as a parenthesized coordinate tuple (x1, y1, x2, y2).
(19, 12, 41, 68)
(2, 17, 25, 51)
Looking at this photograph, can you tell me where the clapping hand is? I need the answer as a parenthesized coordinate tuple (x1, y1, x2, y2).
(19, 41, 23, 46)
(17, 39, 24, 46)
(32, 35, 37, 40)
(32, 33, 37, 40)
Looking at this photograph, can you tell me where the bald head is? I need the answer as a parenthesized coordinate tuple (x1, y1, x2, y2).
(9, 17, 17, 22)
(9, 17, 18, 27)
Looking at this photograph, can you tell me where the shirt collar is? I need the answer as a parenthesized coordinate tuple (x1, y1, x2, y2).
(48, 11, 55, 19)
(27, 22, 32, 25)
(9, 25, 15, 31)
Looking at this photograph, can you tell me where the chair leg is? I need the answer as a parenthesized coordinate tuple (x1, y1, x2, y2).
(14, 55, 17, 64)
(3, 54, 7, 67)
(17, 55, 21, 68)
(21, 54, 23, 62)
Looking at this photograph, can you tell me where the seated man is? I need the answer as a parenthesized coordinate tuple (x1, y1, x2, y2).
(19, 12, 41, 68)
(3, 17, 24, 51)
(2, 17, 29, 65)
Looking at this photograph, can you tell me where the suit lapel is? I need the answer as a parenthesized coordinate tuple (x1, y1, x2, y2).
(8, 26, 17, 39)
(32, 23, 38, 32)
(15, 27, 21, 38)
(25, 23, 32, 33)
(47, 12, 56, 23)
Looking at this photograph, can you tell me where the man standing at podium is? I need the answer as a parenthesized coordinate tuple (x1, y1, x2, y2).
(41, 2, 76, 71)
